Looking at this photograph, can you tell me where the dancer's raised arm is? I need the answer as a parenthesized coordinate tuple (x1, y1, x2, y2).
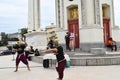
(40, 48, 58, 54)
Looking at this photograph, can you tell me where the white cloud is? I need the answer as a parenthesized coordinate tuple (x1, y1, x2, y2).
(0, 0, 56, 33)
(0, 0, 27, 17)
(0, 0, 28, 33)
(0, 4, 27, 18)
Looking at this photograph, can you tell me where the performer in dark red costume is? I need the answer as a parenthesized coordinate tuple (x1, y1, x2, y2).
(41, 46, 66, 80)
(13, 40, 30, 72)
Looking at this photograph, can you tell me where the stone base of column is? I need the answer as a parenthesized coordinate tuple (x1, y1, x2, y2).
(25, 31, 47, 50)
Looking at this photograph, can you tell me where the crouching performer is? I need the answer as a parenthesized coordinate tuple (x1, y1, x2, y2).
(13, 40, 30, 72)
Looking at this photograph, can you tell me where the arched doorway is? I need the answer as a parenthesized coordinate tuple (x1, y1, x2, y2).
(67, 5, 79, 48)
(102, 4, 111, 46)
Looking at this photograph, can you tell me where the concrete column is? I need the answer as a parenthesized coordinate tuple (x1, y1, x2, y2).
(34, 0, 40, 31)
(94, 0, 100, 25)
(60, 0, 64, 29)
(86, 0, 95, 25)
(55, 0, 59, 28)
(81, 0, 87, 25)
(111, 0, 115, 27)
(28, 0, 40, 32)
(28, 0, 34, 32)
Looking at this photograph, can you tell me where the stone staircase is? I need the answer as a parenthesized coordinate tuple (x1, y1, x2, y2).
(70, 53, 120, 66)
(31, 51, 120, 66)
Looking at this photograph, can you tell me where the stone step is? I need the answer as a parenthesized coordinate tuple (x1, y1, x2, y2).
(66, 51, 120, 57)
(70, 56, 120, 66)
(31, 54, 120, 66)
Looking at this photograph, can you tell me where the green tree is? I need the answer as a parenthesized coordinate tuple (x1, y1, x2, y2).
(1, 34, 8, 46)
(0, 41, 2, 46)
(21, 28, 28, 41)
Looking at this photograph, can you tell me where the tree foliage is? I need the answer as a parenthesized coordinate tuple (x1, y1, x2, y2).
(21, 28, 28, 41)
(0, 34, 8, 46)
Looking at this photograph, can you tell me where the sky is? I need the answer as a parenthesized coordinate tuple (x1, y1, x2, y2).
(0, 0, 120, 33)
(0, 0, 55, 33)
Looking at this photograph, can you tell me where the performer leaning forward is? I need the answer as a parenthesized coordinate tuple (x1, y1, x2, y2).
(40, 45, 66, 80)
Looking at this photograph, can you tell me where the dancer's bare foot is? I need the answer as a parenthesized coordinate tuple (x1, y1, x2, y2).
(57, 78, 62, 80)
(14, 70, 18, 72)
(28, 68, 30, 71)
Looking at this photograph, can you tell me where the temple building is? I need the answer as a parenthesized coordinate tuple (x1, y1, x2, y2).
(27, 0, 120, 51)
(55, 0, 120, 51)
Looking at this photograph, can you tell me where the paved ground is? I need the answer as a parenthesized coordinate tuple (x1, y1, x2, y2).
(1, 55, 120, 80)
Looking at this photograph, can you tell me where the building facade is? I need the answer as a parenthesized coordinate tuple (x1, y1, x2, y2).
(27, 0, 120, 51)
(55, 0, 120, 51)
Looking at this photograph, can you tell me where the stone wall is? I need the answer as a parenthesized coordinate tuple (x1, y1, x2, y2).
(25, 31, 47, 50)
